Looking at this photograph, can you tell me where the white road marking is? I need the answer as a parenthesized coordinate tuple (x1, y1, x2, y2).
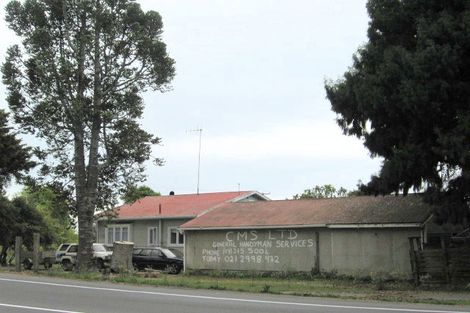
(0, 277, 468, 313)
(0, 302, 84, 313)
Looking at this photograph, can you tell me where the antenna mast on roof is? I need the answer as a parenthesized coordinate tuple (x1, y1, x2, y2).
(188, 128, 203, 195)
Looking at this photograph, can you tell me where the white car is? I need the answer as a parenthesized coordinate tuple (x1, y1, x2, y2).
(55, 243, 73, 263)
(61, 243, 113, 271)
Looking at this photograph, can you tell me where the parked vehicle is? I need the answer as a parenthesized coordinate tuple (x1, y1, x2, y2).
(132, 247, 183, 274)
(61, 243, 113, 271)
(22, 250, 55, 270)
(55, 243, 73, 263)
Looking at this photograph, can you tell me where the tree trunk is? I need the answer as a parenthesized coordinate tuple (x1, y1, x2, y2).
(75, 8, 94, 272)
(75, 127, 94, 271)
(76, 192, 95, 271)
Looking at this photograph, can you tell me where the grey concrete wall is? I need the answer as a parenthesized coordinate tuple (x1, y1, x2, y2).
(185, 229, 318, 272)
(185, 227, 422, 278)
(317, 228, 421, 277)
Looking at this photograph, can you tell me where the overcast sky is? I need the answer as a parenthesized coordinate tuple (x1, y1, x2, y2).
(0, 0, 382, 200)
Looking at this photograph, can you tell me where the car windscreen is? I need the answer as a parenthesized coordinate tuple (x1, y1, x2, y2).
(169, 249, 183, 258)
(59, 244, 70, 251)
(139, 249, 152, 256)
(160, 248, 177, 258)
(93, 245, 107, 252)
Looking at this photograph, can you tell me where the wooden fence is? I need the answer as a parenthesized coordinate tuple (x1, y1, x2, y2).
(409, 236, 470, 286)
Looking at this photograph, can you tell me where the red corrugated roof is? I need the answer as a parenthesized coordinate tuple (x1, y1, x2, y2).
(110, 191, 256, 219)
(181, 195, 431, 229)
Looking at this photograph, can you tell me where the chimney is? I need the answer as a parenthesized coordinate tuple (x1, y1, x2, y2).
(158, 203, 162, 215)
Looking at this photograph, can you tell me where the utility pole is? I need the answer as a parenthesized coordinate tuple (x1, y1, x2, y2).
(188, 128, 203, 194)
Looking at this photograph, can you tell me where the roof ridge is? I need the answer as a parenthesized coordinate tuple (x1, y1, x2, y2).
(141, 190, 253, 198)
(266, 194, 422, 203)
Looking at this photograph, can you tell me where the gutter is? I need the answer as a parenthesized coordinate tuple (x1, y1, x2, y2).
(326, 223, 422, 229)
(182, 223, 424, 231)
(97, 215, 197, 222)
(182, 224, 326, 231)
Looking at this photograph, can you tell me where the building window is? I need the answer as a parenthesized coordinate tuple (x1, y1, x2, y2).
(169, 227, 184, 246)
(105, 224, 130, 244)
(148, 227, 159, 246)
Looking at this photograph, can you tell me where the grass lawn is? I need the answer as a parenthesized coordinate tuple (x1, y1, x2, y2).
(2, 266, 469, 306)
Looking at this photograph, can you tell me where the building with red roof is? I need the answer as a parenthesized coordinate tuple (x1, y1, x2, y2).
(96, 191, 269, 251)
(181, 196, 433, 278)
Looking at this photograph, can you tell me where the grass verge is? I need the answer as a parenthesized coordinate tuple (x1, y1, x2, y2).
(1, 266, 469, 306)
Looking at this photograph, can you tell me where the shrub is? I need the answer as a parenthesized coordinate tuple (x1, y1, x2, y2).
(261, 284, 271, 293)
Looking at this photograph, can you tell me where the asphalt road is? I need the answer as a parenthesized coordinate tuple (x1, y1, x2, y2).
(0, 272, 469, 313)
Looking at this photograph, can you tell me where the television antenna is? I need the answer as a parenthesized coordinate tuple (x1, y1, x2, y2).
(188, 128, 203, 194)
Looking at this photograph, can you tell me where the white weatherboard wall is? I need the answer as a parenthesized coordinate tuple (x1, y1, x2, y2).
(184, 227, 422, 278)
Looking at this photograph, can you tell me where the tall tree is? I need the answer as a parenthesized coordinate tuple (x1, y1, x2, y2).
(325, 0, 469, 224)
(0, 109, 34, 191)
(121, 185, 160, 204)
(2, 0, 175, 270)
(293, 184, 348, 200)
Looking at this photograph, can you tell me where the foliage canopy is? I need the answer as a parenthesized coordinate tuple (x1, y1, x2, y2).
(325, 0, 469, 224)
(0, 109, 34, 191)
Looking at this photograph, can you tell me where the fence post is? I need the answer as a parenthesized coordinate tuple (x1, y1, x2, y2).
(440, 235, 450, 284)
(314, 231, 320, 273)
(33, 233, 40, 272)
(15, 236, 22, 272)
(408, 237, 419, 285)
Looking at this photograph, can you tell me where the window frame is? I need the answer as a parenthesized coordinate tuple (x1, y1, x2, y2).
(168, 227, 184, 247)
(105, 224, 131, 245)
(148, 226, 159, 246)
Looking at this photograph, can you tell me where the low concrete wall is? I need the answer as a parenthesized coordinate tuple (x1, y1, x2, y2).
(184, 227, 422, 278)
(111, 241, 134, 272)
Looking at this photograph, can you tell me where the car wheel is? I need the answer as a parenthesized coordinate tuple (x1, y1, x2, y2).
(165, 263, 180, 275)
(23, 258, 33, 270)
(62, 260, 73, 271)
(132, 263, 141, 272)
